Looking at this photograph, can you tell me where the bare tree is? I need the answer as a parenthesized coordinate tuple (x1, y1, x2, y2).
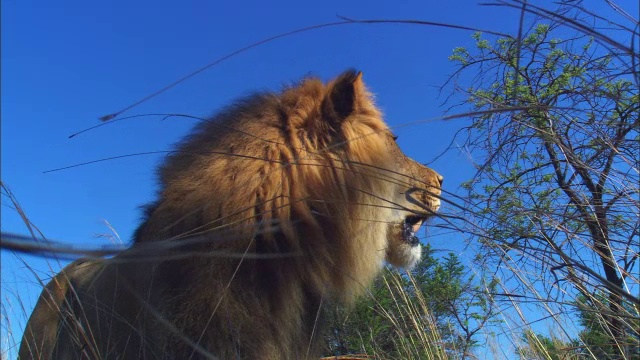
(447, 1, 639, 357)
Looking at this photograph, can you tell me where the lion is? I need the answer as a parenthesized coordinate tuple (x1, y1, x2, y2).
(18, 70, 442, 359)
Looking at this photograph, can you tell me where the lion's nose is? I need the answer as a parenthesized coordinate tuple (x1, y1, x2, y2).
(437, 175, 443, 187)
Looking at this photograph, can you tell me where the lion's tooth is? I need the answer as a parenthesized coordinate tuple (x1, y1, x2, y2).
(412, 220, 423, 234)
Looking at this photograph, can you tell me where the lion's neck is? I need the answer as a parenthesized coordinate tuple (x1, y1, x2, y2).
(154, 256, 326, 359)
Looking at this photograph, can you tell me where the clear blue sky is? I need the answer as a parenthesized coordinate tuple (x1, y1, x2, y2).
(6, 1, 627, 358)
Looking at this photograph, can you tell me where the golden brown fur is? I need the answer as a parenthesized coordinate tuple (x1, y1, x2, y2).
(19, 70, 442, 359)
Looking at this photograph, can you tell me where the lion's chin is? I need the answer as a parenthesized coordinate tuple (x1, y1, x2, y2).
(400, 243, 422, 270)
(385, 215, 429, 269)
(386, 236, 422, 270)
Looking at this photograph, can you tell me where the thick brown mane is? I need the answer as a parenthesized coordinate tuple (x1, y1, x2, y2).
(134, 71, 395, 299)
(18, 70, 443, 359)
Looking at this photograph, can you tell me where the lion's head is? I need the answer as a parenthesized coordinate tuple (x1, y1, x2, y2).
(135, 69, 442, 299)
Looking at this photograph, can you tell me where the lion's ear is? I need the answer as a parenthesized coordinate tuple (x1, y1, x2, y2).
(322, 70, 366, 126)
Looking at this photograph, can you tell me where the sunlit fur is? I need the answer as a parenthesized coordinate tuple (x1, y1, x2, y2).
(19, 70, 442, 360)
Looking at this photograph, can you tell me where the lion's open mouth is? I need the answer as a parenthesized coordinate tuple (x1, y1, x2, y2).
(402, 215, 429, 246)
